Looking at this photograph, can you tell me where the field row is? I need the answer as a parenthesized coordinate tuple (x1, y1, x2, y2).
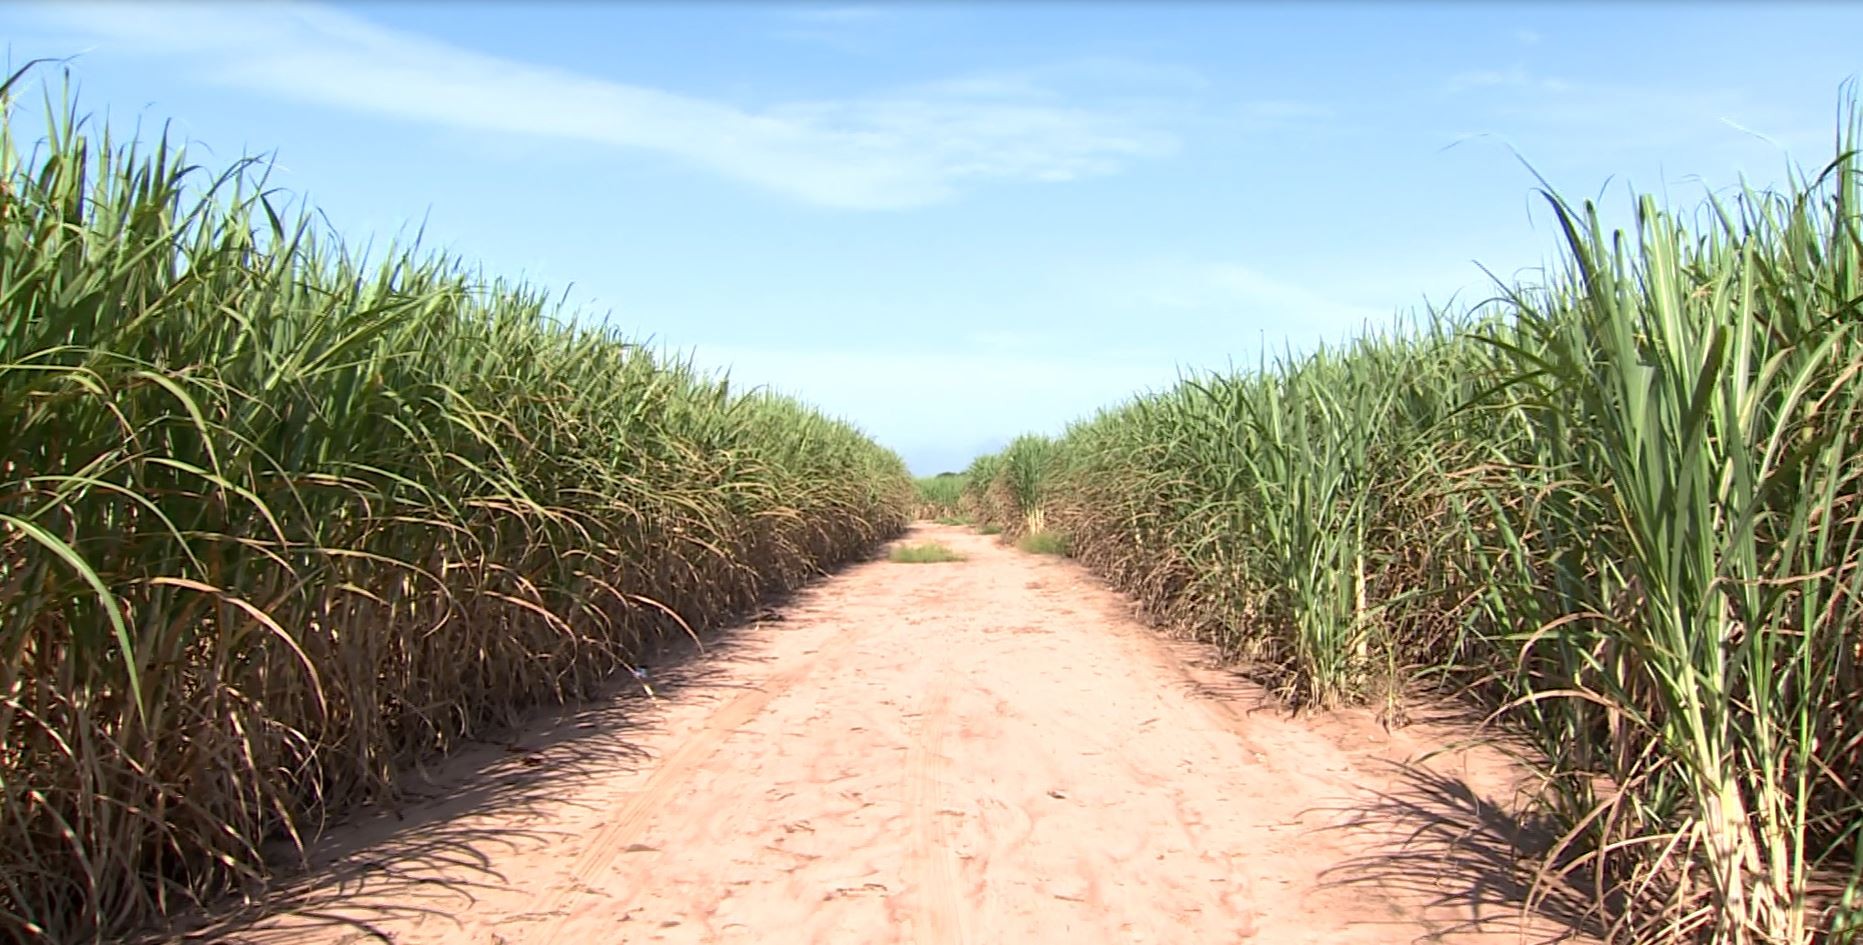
(956, 111, 1863, 944)
(0, 73, 912, 943)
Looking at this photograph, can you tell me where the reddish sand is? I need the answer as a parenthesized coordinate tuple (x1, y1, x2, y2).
(195, 524, 1592, 945)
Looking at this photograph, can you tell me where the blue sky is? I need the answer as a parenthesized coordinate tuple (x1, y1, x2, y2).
(4, 3, 1859, 473)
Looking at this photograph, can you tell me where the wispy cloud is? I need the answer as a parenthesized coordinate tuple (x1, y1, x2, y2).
(693, 259, 1397, 453)
(41, 2, 1179, 210)
(1112, 260, 1395, 350)
(770, 5, 900, 55)
(781, 6, 888, 25)
(1231, 99, 1337, 134)
(1237, 100, 1333, 121)
(692, 259, 1421, 471)
(1442, 64, 1820, 159)
(692, 343, 1181, 458)
(1446, 66, 1571, 94)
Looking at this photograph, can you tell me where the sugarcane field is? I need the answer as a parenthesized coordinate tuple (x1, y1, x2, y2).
(3, 4, 1862, 944)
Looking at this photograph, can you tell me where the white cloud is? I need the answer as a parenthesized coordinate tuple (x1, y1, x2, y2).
(1441, 65, 1822, 160)
(782, 6, 888, 24)
(1112, 260, 1396, 349)
(770, 5, 901, 55)
(1238, 100, 1333, 121)
(689, 260, 1409, 470)
(690, 344, 1183, 466)
(1446, 66, 1572, 94)
(41, 2, 1179, 210)
(963, 329, 1053, 352)
(1514, 29, 1543, 46)
(1230, 99, 1336, 134)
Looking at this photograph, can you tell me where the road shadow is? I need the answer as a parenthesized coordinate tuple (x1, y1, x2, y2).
(142, 551, 891, 944)
(1045, 558, 1612, 943)
(1315, 757, 1615, 945)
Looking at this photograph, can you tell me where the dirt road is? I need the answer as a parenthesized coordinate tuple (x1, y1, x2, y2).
(210, 525, 1586, 945)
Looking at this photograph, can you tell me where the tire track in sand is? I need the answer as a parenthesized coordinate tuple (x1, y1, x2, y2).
(207, 526, 1590, 945)
(527, 623, 869, 939)
(905, 668, 966, 945)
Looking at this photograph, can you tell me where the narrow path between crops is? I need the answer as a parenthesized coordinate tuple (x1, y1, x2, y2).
(206, 524, 1591, 945)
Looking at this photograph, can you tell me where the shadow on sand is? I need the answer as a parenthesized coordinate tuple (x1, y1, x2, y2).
(146, 547, 890, 944)
(1308, 699, 1618, 945)
(1088, 621, 1613, 944)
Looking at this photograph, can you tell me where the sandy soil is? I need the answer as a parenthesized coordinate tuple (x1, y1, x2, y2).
(192, 524, 1595, 945)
